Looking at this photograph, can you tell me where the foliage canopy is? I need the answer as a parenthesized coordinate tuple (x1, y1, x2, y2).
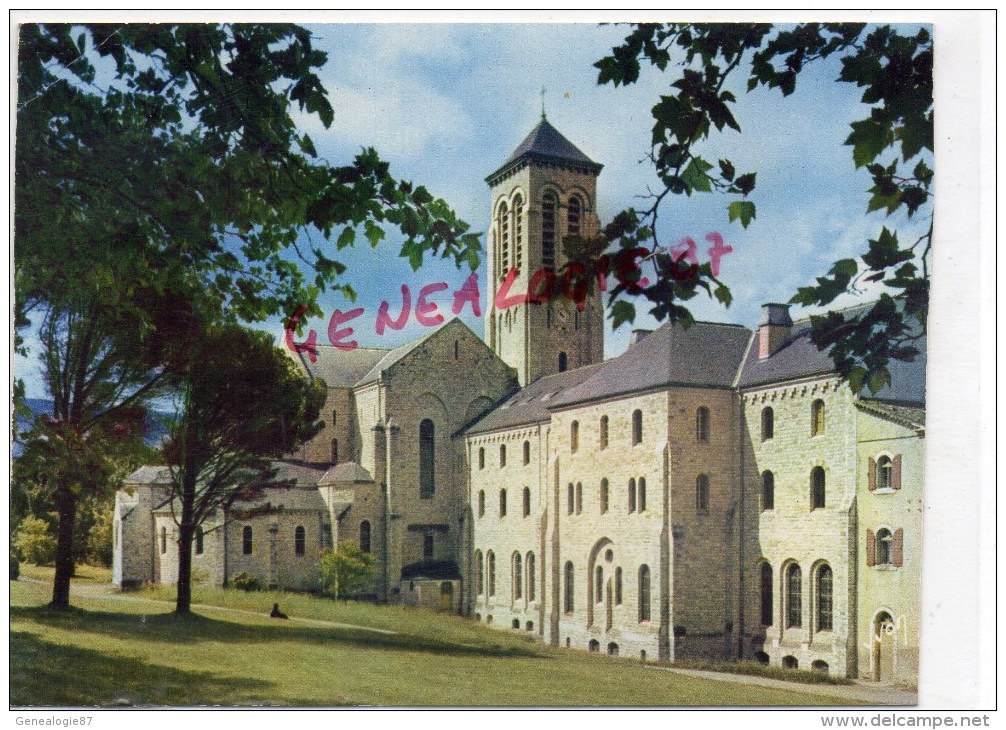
(593, 23, 932, 392)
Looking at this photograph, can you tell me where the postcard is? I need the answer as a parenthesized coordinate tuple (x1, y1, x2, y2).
(9, 10, 993, 718)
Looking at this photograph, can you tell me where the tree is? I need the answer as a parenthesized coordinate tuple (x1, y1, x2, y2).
(15, 22, 482, 608)
(13, 298, 168, 607)
(162, 324, 326, 614)
(320, 541, 375, 600)
(14, 516, 57, 567)
(592, 23, 931, 393)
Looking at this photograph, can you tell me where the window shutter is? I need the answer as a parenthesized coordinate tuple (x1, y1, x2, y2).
(866, 529, 875, 567)
(868, 457, 877, 491)
(893, 528, 904, 567)
(893, 455, 903, 490)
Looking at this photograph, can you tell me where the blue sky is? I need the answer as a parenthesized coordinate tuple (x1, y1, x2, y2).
(16, 21, 931, 397)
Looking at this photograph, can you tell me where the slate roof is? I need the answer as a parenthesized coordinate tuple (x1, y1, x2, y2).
(319, 462, 374, 485)
(855, 400, 926, 432)
(134, 461, 330, 513)
(549, 321, 753, 409)
(738, 308, 926, 405)
(125, 465, 174, 485)
(464, 362, 605, 435)
(486, 118, 603, 184)
(295, 345, 389, 388)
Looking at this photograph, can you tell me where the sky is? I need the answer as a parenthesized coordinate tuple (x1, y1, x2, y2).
(15, 20, 932, 398)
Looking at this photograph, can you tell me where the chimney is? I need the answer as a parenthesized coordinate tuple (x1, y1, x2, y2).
(629, 329, 652, 346)
(758, 304, 792, 359)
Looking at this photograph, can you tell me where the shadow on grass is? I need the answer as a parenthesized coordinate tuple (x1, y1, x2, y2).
(10, 631, 276, 707)
(10, 605, 545, 661)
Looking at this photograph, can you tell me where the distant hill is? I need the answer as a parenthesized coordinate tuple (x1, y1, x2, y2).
(13, 398, 171, 456)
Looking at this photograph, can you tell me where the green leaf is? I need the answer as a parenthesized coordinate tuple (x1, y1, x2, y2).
(364, 220, 384, 247)
(682, 157, 713, 193)
(727, 200, 756, 228)
(610, 300, 636, 329)
(336, 226, 355, 250)
(718, 159, 735, 181)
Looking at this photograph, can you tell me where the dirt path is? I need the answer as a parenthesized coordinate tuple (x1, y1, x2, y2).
(67, 581, 397, 635)
(649, 665, 918, 706)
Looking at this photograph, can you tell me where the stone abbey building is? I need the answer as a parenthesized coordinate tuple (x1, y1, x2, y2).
(114, 118, 925, 683)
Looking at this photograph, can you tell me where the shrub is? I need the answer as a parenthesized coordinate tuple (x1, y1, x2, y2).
(319, 540, 374, 599)
(231, 572, 262, 591)
(14, 516, 57, 566)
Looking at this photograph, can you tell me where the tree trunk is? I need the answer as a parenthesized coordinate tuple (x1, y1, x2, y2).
(175, 465, 198, 614)
(51, 489, 77, 609)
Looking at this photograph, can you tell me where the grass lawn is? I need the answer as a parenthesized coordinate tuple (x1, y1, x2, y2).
(11, 568, 860, 707)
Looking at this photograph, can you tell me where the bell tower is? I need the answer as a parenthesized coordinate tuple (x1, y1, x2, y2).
(484, 116, 605, 386)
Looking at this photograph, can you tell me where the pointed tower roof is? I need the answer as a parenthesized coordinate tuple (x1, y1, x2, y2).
(486, 118, 603, 186)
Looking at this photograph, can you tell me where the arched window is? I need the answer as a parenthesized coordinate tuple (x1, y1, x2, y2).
(877, 455, 894, 490)
(294, 525, 306, 556)
(160, 526, 167, 554)
(488, 551, 496, 596)
(567, 482, 575, 515)
(876, 528, 894, 565)
(638, 477, 647, 512)
(628, 478, 637, 513)
(475, 550, 484, 595)
(782, 656, 799, 669)
(477, 490, 485, 517)
(523, 440, 530, 465)
(499, 444, 506, 467)
(526, 552, 536, 602)
(817, 564, 833, 631)
(696, 407, 710, 441)
(786, 563, 802, 627)
(760, 562, 773, 626)
(331, 438, 339, 464)
(242, 526, 253, 555)
(811, 466, 826, 509)
(194, 526, 204, 556)
(567, 195, 582, 236)
(522, 487, 531, 517)
(615, 567, 623, 604)
(542, 192, 557, 269)
(599, 415, 609, 449)
(513, 194, 524, 271)
(499, 489, 507, 517)
(632, 409, 643, 445)
(360, 520, 371, 553)
(696, 474, 710, 512)
(564, 561, 575, 613)
(513, 552, 523, 600)
(419, 419, 435, 498)
(575, 482, 582, 514)
(638, 565, 651, 622)
(478, 447, 485, 470)
(498, 201, 510, 278)
(811, 399, 825, 435)
(595, 565, 604, 604)
(761, 407, 774, 441)
(570, 421, 580, 453)
(762, 471, 775, 511)
(599, 478, 609, 514)
(558, 351, 568, 372)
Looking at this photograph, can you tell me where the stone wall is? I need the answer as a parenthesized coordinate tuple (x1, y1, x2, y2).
(855, 407, 924, 684)
(741, 378, 858, 676)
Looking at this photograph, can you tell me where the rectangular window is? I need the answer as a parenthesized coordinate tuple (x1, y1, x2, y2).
(423, 534, 434, 560)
